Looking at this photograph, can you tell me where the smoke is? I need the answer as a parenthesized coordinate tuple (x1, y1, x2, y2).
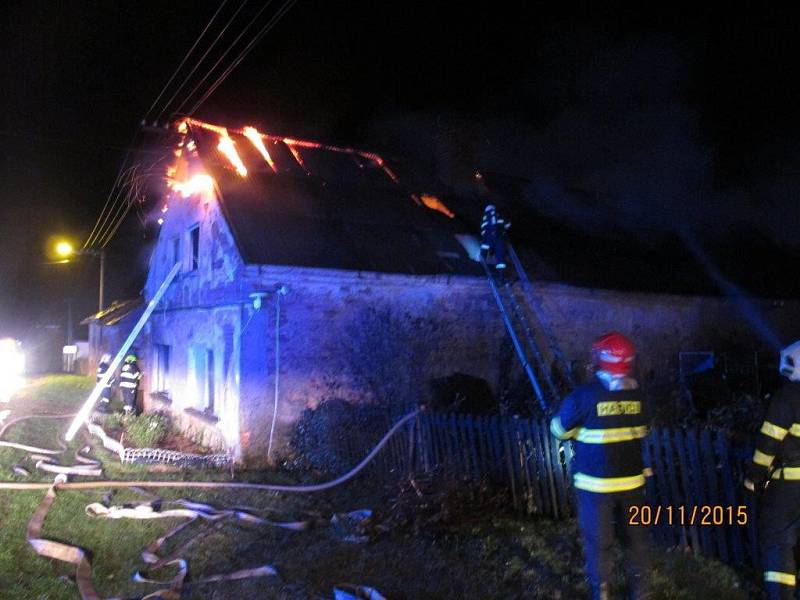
(366, 32, 800, 251)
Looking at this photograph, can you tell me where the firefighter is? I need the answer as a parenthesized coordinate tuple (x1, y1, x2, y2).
(119, 352, 142, 415)
(479, 204, 511, 270)
(96, 353, 114, 413)
(744, 341, 800, 600)
(550, 332, 653, 600)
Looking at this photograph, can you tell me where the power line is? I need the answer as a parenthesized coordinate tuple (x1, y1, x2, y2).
(154, 0, 251, 123)
(95, 156, 167, 248)
(98, 168, 147, 248)
(84, 160, 138, 249)
(171, 0, 275, 116)
(86, 0, 298, 250)
(90, 166, 139, 249)
(86, 2, 239, 249)
(142, 0, 230, 123)
(189, 0, 299, 115)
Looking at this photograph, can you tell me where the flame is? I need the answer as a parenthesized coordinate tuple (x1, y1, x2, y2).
(243, 126, 277, 172)
(366, 154, 399, 183)
(420, 194, 455, 218)
(217, 131, 247, 177)
(176, 118, 456, 217)
(169, 173, 215, 198)
(283, 140, 308, 171)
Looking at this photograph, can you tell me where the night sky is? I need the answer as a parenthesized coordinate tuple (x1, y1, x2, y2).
(2, 2, 800, 341)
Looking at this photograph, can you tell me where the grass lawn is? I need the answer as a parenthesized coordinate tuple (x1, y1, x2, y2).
(0, 375, 759, 599)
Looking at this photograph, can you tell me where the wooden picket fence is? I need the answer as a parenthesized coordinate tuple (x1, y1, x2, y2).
(341, 411, 758, 568)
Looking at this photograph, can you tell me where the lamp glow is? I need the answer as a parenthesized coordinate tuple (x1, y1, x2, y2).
(55, 241, 74, 258)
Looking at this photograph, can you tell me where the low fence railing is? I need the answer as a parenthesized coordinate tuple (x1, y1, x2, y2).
(338, 411, 758, 568)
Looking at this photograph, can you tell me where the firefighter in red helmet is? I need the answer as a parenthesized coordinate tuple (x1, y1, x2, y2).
(550, 332, 654, 599)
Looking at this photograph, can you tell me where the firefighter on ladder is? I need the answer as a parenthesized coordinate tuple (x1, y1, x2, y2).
(480, 204, 511, 270)
(550, 332, 653, 599)
(745, 341, 800, 600)
(119, 351, 142, 415)
(96, 353, 114, 413)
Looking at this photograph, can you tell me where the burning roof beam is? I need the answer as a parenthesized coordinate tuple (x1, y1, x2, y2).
(217, 132, 248, 177)
(243, 127, 277, 172)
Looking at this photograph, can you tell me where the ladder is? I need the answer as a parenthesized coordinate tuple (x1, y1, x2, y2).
(482, 242, 574, 415)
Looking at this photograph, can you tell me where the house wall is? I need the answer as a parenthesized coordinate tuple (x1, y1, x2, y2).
(531, 283, 800, 381)
(236, 266, 503, 462)
(139, 183, 800, 464)
(233, 265, 800, 463)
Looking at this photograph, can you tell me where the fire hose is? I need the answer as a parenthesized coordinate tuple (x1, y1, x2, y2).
(0, 409, 419, 598)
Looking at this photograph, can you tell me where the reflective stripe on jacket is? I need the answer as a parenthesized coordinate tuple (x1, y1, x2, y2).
(550, 377, 649, 493)
(119, 364, 141, 389)
(748, 381, 800, 487)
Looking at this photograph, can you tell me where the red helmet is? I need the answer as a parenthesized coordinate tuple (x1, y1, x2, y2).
(592, 332, 636, 376)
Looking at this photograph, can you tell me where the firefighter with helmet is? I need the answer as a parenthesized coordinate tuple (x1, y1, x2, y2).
(550, 332, 654, 600)
(745, 341, 800, 599)
(96, 353, 114, 413)
(479, 204, 511, 270)
(119, 351, 141, 415)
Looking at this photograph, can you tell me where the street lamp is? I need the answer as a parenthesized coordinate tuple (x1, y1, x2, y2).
(55, 241, 74, 259)
(51, 239, 106, 313)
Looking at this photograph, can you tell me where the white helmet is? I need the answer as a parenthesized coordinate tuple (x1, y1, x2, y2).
(484, 204, 496, 211)
(101, 353, 112, 364)
(779, 341, 800, 381)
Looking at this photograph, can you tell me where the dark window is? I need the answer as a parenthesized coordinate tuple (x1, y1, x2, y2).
(154, 344, 170, 393)
(189, 225, 200, 271)
(171, 237, 181, 268)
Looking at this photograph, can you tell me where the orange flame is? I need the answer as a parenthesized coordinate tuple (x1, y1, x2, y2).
(217, 131, 247, 177)
(169, 173, 215, 198)
(420, 194, 455, 218)
(283, 140, 308, 171)
(243, 126, 277, 172)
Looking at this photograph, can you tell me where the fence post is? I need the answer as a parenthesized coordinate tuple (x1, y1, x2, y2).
(673, 428, 702, 554)
(700, 428, 728, 562)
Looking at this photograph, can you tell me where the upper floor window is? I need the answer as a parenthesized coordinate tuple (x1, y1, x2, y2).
(189, 225, 200, 271)
(171, 236, 181, 268)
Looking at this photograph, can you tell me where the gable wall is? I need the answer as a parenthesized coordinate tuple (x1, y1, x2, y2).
(141, 188, 248, 453)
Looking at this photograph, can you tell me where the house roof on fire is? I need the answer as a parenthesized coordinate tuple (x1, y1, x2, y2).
(177, 120, 800, 297)
(183, 120, 484, 277)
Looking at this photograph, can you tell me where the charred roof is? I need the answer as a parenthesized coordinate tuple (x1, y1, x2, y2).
(182, 120, 482, 277)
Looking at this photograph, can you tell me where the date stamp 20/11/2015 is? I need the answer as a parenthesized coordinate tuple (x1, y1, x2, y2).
(628, 505, 749, 527)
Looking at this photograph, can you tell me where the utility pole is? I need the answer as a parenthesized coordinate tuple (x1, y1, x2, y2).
(66, 299, 73, 345)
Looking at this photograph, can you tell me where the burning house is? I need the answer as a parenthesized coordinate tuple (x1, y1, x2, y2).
(135, 118, 800, 463)
(140, 119, 500, 461)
